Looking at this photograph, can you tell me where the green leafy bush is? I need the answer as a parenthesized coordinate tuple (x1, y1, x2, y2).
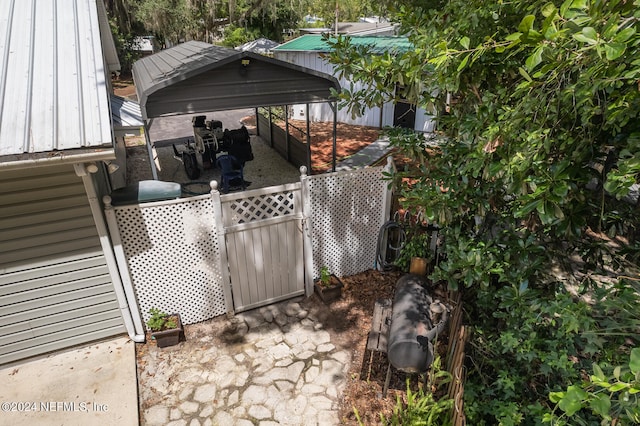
(395, 232, 431, 272)
(381, 357, 454, 425)
(146, 308, 178, 332)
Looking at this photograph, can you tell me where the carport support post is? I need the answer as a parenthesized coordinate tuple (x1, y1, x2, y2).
(143, 119, 159, 180)
(305, 104, 311, 172)
(284, 105, 290, 161)
(331, 101, 338, 172)
(268, 107, 274, 147)
(254, 107, 259, 137)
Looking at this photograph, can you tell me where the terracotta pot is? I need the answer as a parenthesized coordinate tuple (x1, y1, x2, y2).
(409, 256, 429, 275)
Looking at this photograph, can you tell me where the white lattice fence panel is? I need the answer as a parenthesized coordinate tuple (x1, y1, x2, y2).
(220, 183, 302, 226)
(113, 196, 226, 325)
(307, 167, 387, 278)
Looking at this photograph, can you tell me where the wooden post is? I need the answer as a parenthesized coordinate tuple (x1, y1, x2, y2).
(101, 194, 146, 339)
(284, 105, 290, 161)
(268, 107, 274, 147)
(143, 119, 158, 180)
(306, 104, 312, 172)
(300, 166, 314, 296)
(254, 107, 259, 136)
(332, 101, 337, 172)
(210, 180, 235, 315)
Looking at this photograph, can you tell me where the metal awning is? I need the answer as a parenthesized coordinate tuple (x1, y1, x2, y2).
(131, 41, 342, 177)
(132, 41, 341, 121)
(110, 94, 143, 136)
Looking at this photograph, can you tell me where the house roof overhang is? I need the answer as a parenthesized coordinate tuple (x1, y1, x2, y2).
(0, 0, 119, 170)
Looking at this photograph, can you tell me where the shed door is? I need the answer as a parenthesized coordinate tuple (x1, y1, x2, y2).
(393, 100, 416, 129)
(0, 165, 125, 365)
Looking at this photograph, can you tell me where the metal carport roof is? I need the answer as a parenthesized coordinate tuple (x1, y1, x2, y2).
(132, 41, 341, 121)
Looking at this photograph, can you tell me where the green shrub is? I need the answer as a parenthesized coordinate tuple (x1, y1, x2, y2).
(146, 308, 178, 332)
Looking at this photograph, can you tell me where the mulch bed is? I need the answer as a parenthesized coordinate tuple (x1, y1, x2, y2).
(321, 269, 452, 425)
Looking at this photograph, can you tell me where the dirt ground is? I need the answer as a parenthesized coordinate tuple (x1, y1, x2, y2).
(233, 114, 381, 173)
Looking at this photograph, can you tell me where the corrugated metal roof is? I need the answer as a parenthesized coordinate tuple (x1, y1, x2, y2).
(235, 38, 280, 54)
(274, 34, 412, 54)
(110, 94, 143, 133)
(0, 0, 119, 164)
(132, 41, 341, 120)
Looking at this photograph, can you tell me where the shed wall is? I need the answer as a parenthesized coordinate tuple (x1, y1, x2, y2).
(0, 164, 125, 365)
(274, 51, 435, 132)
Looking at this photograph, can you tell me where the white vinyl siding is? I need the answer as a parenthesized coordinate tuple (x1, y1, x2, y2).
(0, 164, 124, 365)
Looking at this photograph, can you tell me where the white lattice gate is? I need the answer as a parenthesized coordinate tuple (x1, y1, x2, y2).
(212, 182, 305, 313)
(305, 164, 392, 280)
(104, 163, 392, 325)
(105, 195, 228, 325)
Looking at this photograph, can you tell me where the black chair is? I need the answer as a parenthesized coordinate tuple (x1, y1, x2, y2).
(216, 155, 246, 193)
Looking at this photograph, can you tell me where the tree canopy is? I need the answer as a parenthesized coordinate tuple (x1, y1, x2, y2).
(327, 0, 640, 423)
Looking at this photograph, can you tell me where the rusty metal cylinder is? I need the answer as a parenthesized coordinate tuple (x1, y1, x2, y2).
(387, 274, 435, 373)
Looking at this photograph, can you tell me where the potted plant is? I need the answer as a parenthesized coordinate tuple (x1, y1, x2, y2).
(146, 308, 184, 348)
(395, 232, 432, 275)
(314, 266, 344, 303)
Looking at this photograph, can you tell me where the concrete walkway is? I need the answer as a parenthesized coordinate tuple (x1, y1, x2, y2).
(138, 297, 350, 426)
(335, 136, 391, 170)
(0, 336, 138, 426)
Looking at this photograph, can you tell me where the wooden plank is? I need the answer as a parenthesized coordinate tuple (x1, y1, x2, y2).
(234, 290, 305, 313)
(0, 164, 71, 181)
(225, 232, 243, 308)
(0, 225, 98, 250)
(293, 221, 304, 292)
(0, 319, 125, 357)
(0, 216, 96, 241)
(0, 249, 105, 275)
(251, 227, 266, 302)
(269, 222, 283, 297)
(0, 183, 85, 207)
(244, 229, 259, 305)
(285, 221, 297, 294)
(0, 326, 126, 365)
(0, 271, 111, 306)
(0, 274, 111, 306)
(367, 299, 392, 352)
(0, 171, 80, 193)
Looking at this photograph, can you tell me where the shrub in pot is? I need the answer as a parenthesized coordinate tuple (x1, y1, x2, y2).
(314, 266, 344, 303)
(146, 308, 184, 348)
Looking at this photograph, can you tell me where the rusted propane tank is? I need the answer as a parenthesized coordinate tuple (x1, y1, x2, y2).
(387, 274, 448, 373)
